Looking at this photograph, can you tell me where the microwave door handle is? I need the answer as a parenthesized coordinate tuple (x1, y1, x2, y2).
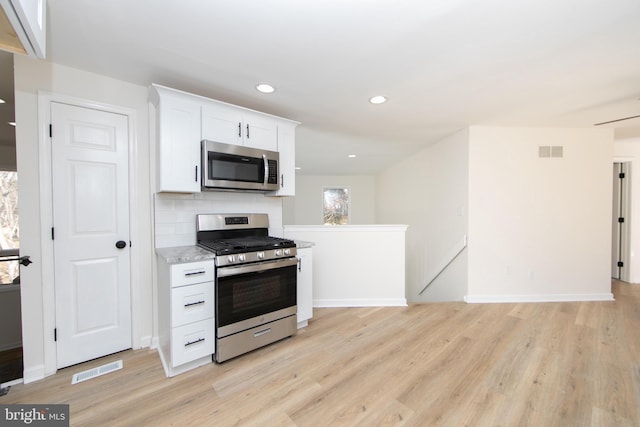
(263, 154, 269, 186)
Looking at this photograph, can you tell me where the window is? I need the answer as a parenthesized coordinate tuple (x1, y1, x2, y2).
(0, 171, 19, 285)
(323, 187, 350, 225)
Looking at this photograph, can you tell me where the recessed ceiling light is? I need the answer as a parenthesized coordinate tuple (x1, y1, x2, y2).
(256, 83, 275, 94)
(348, 154, 357, 158)
(8, 122, 16, 126)
(369, 95, 387, 104)
(295, 166, 301, 170)
(0, 99, 5, 104)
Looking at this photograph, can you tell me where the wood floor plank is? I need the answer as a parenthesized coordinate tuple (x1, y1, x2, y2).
(1, 280, 638, 426)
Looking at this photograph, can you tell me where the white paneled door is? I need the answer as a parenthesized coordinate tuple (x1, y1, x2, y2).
(51, 102, 132, 369)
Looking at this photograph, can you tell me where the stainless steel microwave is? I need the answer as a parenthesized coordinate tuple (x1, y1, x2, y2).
(201, 140, 279, 191)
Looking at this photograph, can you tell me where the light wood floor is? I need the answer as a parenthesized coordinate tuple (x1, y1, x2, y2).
(2, 280, 639, 426)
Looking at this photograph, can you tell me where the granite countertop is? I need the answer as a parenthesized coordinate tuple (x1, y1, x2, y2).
(156, 245, 215, 264)
(295, 240, 315, 249)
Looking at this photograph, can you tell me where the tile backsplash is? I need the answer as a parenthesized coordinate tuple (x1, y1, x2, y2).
(154, 191, 284, 248)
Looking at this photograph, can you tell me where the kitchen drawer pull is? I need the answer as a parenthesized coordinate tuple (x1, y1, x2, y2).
(184, 300, 205, 308)
(184, 270, 206, 277)
(246, 123, 250, 139)
(185, 337, 205, 347)
(238, 122, 241, 137)
(253, 328, 271, 338)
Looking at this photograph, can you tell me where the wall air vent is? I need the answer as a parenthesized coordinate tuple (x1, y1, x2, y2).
(550, 146, 563, 158)
(538, 146, 563, 159)
(538, 146, 551, 158)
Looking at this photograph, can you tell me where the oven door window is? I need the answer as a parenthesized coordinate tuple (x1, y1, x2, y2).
(208, 151, 264, 183)
(217, 264, 296, 327)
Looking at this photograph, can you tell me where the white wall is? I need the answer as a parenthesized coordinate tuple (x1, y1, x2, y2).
(467, 126, 614, 302)
(376, 130, 469, 302)
(283, 175, 375, 225)
(284, 225, 407, 306)
(14, 56, 153, 381)
(613, 137, 640, 283)
(154, 191, 284, 248)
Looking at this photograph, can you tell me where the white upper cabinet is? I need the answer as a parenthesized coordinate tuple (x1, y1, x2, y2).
(201, 102, 243, 146)
(242, 110, 278, 151)
(151, 85, 201, 193)
(201, 102, 278, 152)
(274, 123, 296, 196)
(151, 84, 298, 196)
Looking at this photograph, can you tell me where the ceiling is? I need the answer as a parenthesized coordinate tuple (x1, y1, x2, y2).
(10, 1, 640, 174)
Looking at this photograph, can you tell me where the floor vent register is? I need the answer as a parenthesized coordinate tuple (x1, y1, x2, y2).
(71, 360, 123, 384)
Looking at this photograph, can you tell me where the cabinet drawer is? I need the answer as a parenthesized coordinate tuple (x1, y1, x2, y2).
(171, 319, 214, 367)
(171, 261, 214, 287)
(171, 282, 214, 327)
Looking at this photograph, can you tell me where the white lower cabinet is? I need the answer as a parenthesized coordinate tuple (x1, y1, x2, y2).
(297, 247, 313, 328)
(170, 319, 214, 367)
(157, 257, 215, 377)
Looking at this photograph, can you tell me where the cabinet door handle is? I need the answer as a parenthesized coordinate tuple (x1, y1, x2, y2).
(281, 173, 284, 188)
(246, 123, 250, 139)
(184, 300, 205, 308)
(238, 122, 242, 138)
(298, 257, 302, 272)
(195, 165, 198, 182)
(185, 337, 205, 347)
(184, 270, 206, 277)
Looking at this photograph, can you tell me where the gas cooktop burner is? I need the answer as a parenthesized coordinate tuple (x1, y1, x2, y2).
(196, 213, 297, 265)
(198, 236, 295, 255)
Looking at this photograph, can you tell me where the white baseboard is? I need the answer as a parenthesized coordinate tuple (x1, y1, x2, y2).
(138, 335, 153, 349)
(22, 364, 45, 384)
(313, 298, 408, 308)
(464, 293, 615, 303)
(1, 378, 23, 388)
(149, 336, 159, 350)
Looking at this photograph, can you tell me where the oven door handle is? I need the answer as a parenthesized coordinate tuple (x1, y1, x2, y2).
(217, 257, 298, 278)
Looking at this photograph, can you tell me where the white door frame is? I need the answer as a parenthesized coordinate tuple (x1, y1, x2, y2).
(37, 92, 140, 376)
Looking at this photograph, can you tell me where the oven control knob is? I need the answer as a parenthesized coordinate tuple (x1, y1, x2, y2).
(284, 249, 291, 255)
(257, 252, 265, 259)
(275, 249, 283, 257)
(227, 255, 235, 263)
(238, 254, 246, 262)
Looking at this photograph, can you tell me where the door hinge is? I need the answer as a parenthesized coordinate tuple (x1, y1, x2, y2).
(51, 227, 55, 240)
(618, 217, 625, 223)
(618, 261, 624, 268)
(49, 124, 52, 138)
(54, 328, 57, 342)
(619, 172, 625, 179)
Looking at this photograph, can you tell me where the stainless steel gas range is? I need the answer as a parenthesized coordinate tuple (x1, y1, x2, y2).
(197, 213, 297, 362)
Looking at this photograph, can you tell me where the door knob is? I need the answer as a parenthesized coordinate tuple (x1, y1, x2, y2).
(115, 240, 127, 249)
